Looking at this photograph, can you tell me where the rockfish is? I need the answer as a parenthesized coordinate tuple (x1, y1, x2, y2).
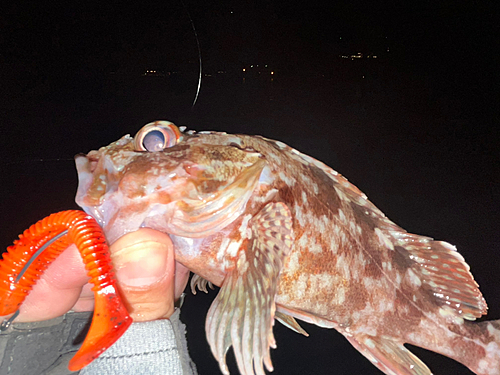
(75, 121, 500, 375)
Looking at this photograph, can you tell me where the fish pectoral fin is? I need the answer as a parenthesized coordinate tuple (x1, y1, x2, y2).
(275, 311, 309, 337)
(206, 202, 293, 375)
(190, 273, 214, 294)
(346, 335, 431, 375)
(171, 159, 266, 238)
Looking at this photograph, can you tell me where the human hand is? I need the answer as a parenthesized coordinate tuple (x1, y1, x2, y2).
(3, 228, 190, 322)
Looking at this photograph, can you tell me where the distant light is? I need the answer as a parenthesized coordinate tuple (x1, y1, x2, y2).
(386, 47, 390, 52)
(251, 65, 254, 68)
(271, 71, 274, 75)
(243, 68, 246, 72)
(339, 36, 342, 40)
(373, 55, 377, 58)
(265, 64, 268, 68)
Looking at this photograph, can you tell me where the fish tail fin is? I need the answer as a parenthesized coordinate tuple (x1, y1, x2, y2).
(346, 334, 432, 375)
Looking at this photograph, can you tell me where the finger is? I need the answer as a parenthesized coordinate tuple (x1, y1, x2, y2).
(111, 228, 177, 321)
(71, 282, 95, 312)
(174, 262, 191, 300)
(8, 244, 89, 322)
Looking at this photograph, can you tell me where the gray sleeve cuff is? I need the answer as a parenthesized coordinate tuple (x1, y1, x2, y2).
(80, 309, 197, 375)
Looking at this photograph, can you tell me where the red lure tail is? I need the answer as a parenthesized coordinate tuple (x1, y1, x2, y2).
(0, 210, 132, 371)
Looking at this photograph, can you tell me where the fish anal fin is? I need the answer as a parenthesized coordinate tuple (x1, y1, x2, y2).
(398, 235, 487, 320)
(347, 335, 432, 375)
(206, 202, 293, 375)
(275, 311, 309, 337)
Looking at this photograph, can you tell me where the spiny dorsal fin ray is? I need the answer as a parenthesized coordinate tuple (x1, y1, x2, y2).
(347, 335, 432, 375)
(206, 202, 293, 375)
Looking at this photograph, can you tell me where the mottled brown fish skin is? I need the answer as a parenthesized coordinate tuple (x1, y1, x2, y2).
(75, 124, 500, 375)
(181, 131, 500, 375)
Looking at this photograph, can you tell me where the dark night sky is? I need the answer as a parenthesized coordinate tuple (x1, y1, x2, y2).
(0, 1, 499, 374)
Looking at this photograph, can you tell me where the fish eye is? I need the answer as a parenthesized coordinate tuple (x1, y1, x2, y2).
(133, 121, 182, 152)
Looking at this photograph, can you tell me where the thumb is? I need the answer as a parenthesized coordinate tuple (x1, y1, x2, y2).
(110, 228, 176, 321)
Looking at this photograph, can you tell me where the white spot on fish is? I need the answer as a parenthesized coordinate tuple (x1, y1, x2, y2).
(363, 277, 376, 289)
(338, 209, 346, 223)
(301, 191, 308, 204)
(365, 339, 376, 349)
(309, 239, 323, 254)
(239, 214, 253, 240)
(294, 204, 307, 226)
(279, 171, 296, 186)
(274, 141, 287, 149)
(286, 252, 300, 274)
(227, 240, 242, 258)
(406, 269, 422, 287)
(378, 299, 394, 312)
(334, 287, 346, 305)
(300, 174, 319, 194)
(298, 234, 308, 248)
(338, 256, 351, 280)
(374, 228, 394, 250)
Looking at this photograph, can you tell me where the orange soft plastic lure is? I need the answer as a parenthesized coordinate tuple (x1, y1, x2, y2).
(0, 210, 132, 371)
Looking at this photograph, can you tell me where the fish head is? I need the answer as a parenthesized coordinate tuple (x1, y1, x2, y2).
(75, 121, 265, 244)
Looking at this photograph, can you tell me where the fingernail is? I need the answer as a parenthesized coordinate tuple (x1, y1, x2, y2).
(112, 241, 170, 287)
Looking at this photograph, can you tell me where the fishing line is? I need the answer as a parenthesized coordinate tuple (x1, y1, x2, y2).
(15, 230, 69, 283)
(180, 0, 202, 108)
(0, 230, 68, 331)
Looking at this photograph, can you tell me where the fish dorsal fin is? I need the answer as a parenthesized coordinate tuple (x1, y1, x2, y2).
(206, 202, 293, 375)
(275, 311, 309, 337)
(394, 232, 487, 320)
(347, 335, 432, 375)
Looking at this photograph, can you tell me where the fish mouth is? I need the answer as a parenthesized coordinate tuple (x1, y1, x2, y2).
(74, 153, 107, 227)
(75, 152, 99, 173)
